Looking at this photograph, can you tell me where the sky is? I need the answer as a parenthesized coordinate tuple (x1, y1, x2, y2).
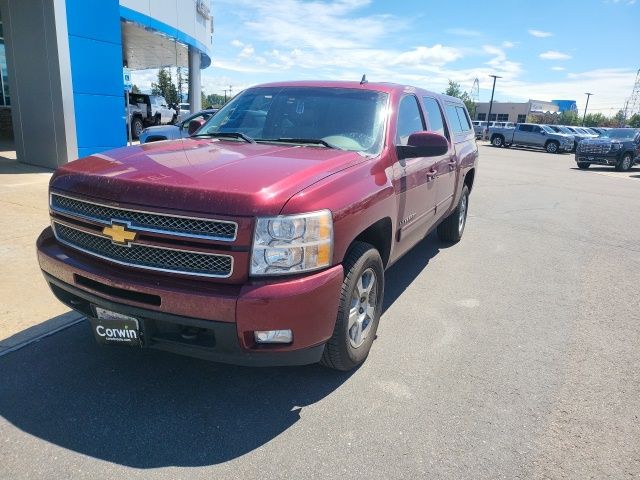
(133, 0, 639, 116)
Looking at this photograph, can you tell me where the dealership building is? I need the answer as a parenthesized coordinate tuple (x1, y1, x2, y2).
(0, 0, 213, 168)
(475, 99, 578, 123)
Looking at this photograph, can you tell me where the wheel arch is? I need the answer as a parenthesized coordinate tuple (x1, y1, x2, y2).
(346, 217, 392, 268)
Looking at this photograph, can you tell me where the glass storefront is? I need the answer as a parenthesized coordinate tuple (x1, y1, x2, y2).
(0, 16, 10, 106)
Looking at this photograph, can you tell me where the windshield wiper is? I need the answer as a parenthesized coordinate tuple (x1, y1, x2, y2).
(190, 132, 255, 143)
(267, 138, 339, 149)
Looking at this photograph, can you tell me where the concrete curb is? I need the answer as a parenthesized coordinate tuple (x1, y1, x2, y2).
(0, 312, 85, 357)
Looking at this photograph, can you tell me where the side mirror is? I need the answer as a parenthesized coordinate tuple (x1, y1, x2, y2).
(396, 131, 449, 159)
(188, 119, 205, 135)
(541, 131, 546, 135)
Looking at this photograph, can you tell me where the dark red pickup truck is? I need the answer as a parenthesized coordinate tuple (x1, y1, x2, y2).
(37, 81, 478, 370)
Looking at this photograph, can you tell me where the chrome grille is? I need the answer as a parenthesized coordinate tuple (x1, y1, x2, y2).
(51, 193, 237, 241)
(579, 143, 610, 155)
(53, 222, 233, 278)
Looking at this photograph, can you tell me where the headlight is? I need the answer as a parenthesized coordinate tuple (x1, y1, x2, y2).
(251, 210, 333, 276)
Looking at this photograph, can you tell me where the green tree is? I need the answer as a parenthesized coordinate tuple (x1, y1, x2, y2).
(628, 113, 640, 128)
(443, 80, 476, 118)
(558, 110, 579, 126)
(130, 84, 141, 94)
(205, 93, 226, 108)
(151, 68, 178, 105)
(582, 112, 607, 127)
(176, 67, 189, 103)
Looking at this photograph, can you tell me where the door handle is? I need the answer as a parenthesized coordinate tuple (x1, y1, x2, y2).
(426, 169, 437, 181)
(448, 159, 457, 171)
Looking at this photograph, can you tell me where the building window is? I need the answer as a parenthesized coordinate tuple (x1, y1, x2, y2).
(517, 114, 526, 123)
(477, 113, 486, 121)
(497, 114, 509, 122)
(488, 113, 497, 121)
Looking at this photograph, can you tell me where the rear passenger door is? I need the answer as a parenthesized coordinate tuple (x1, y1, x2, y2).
(513, 124, 532, 144)
(426, 99, 457, 214)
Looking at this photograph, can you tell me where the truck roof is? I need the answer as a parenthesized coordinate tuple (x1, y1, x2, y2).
(245, 80, 464, 105)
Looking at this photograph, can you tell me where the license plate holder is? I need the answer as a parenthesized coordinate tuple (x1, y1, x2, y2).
(90, 307, 141, 346)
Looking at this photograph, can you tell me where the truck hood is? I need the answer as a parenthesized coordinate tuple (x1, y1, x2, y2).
(50, 138, 367, 216)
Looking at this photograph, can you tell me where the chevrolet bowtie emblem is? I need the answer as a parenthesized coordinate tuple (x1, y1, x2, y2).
(102, 223, 137, 245)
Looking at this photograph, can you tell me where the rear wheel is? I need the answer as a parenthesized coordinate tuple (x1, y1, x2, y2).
(437, 185, 469, 243)
(545, 141, 559, 154)
(491, 135, 504, 147)
(131, 117, 144, 139)
(577, 162, 590, 170)
(616, 153, 633, 172)
(321, 242, 384, 371)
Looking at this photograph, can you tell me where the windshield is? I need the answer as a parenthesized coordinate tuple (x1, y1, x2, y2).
(541, 125, 554, 133)
(557, 126, 573, 134)
(199, 86, 389, 155)
(598, 128, 639, 141)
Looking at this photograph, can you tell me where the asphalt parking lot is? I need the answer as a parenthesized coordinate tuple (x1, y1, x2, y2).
(1, 145, 639, 479)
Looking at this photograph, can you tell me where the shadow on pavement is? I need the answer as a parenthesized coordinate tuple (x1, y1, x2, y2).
(0, 234, 443, 468)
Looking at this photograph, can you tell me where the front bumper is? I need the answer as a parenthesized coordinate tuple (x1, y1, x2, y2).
(575, 151, 621, 165)
(37, 228, 344, 366)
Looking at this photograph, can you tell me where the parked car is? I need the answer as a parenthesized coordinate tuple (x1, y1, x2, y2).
(139, 109, 219, 143)
(545, 125, 576, 150)
(489, 123, 573, 153)
(176, 102, 191, 123)
(126, 93, 175, 139)
(37, 80, 478, 371)
(575, 128, 640, 171)
(472, 120, 488, 139)
(149, 95, 175, 125)
(561, 126, 596, 150)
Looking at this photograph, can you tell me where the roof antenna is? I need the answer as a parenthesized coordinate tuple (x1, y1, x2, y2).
(360, 74, 368, 85)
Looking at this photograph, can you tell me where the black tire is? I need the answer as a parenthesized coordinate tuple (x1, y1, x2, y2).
(577, 162, 590, 170)
(545, 141, 559, 154)
(437, 185, 469, 243)
(491, 135, 504, 147)
(616, 153, 633, 172)
(131, 117, 144, 140)
(321, 242, 384, 371)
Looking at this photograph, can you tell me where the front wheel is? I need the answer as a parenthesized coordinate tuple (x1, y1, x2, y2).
(437, 185, 469, 243)
(491, 136, 504, 147)
(616, 153, 633, 172)
(321, 242, 384, 371)
(577, 162, 590, 170)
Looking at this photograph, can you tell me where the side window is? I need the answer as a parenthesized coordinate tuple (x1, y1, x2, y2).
(445, 104, 463, 135)
(396, 95, 425, 145)
(519, 124, 532, 132)
(532, 126, 541, 133)
(455, 106, 472, 132)
(422, 97, 449, 139)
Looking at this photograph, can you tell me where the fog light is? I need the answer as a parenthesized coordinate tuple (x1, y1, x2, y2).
(254, 329, 293, 344)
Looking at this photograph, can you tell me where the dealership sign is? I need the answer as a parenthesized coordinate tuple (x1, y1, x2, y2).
(196, 0, 211, 19)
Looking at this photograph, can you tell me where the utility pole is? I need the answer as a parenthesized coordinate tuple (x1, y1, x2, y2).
(486, 75, 501, 139)
(228, 85, 233, 99)
(223, 89, 228, 103)
(582, 92, 593, 126)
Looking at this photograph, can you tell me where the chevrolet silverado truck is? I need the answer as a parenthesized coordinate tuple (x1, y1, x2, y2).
(489, 123, 573, 153)
(37, 81, 478, 371)
(575, 128, 640, 171)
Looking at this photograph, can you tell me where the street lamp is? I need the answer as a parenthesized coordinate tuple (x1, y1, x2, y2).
(486, 75, 502, 138)
(582, 92, 593, 126)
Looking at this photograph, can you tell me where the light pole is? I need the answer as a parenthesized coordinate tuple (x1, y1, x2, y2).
(582, 92, 593, 126)
(486, 75, 501, 138)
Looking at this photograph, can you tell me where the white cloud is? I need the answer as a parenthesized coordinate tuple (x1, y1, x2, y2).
(231, 39, 244, 48)
(502, 41, 516, 48)
(238, 45, 255, 58)
(539, 50, 572, 60)
(394, 45, 463, 66)
(528, 29, 553, 38)
(551, 66, 565, 71)
(445, 28, 482, 37)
